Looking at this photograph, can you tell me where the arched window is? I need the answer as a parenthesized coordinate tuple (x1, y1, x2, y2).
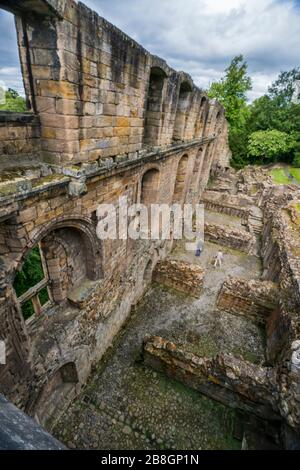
(13, 244, 51, 320)
(0, 9, 28, 112)
(143, 67, 167, 147)
(173, 154, 189, 203)
(141, 168, 160, 205)
(173, 82, 192, 142)
(13, 225, 99, 321)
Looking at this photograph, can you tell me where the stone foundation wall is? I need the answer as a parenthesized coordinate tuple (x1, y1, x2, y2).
(260, 190, 300, 432)
(201, 191, 251, 221)
(143, 335, 279, 421)
(153, 259, 205, 297)
(216, 277, 279, 325)
(204, 222, 255, 253)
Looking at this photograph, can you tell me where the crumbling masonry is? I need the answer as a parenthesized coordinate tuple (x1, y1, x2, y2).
(0, 0, 230, 424)
(0, 0, 299, 450)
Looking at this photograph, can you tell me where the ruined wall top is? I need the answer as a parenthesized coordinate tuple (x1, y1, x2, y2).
(0, 0, 228, 173)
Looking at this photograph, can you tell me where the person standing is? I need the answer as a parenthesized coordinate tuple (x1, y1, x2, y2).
(214, 250, 223, 268)
(195, 241, 203, 257)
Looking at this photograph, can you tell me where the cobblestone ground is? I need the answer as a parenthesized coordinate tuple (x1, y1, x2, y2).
(53, 240, 263, 450)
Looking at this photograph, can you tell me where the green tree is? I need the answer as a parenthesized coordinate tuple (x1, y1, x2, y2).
(208, 55, 252, 128)
(0, 88, 27, 112)
(247, 130, 295, 163)
(208, 55, 252, 167)
(247, 75, 300, 165)
(268, 68, 300, 103)
(210, 61, 300, 168)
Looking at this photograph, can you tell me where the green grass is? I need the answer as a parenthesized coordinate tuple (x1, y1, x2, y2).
(270, 168, 290, 184)
(289, 167, 300, 183)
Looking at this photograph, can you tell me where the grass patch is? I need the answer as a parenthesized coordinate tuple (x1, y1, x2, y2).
(289, 167, 300, 183)
(270, 168, 290, 184)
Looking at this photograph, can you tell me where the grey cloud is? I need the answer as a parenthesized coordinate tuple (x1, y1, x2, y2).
(0, 0, 299, 100)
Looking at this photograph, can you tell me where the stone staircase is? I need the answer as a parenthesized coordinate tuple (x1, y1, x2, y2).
(248, 206, 264, 235)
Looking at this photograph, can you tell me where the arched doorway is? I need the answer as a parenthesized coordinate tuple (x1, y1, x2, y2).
(173, 155, 189, 203)
(173, 81, 192, 142)
(143, 67, 167, 147)
(141, 168, 160, 206)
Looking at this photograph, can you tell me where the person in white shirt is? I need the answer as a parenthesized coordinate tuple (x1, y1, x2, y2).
(214, 250, 224, 268)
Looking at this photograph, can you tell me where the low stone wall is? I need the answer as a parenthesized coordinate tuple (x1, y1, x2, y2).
(143, 335, 279, 421)
(204, 222, 255, 253)
(0, 114, 41, 170)
(153, 259, 204, 297)
(216, 277, 279, 325)
(201, 191, 251, 221)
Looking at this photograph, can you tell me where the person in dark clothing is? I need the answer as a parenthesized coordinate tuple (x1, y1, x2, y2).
(195, 240, 203, 257)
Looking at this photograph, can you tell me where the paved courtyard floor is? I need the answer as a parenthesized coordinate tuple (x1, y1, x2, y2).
(53, 236, 264, 450)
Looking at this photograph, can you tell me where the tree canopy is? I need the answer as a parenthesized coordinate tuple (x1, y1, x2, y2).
(208, 59, 300, 168)
(0, 88, 27, 112)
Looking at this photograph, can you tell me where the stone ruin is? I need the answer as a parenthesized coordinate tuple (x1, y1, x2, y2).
(0, 0, 299, 451)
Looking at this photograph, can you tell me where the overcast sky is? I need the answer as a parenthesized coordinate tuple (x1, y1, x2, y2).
(0, 0, 299, 100)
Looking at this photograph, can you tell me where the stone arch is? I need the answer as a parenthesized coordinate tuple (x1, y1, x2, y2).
(32, 362, 79, 429)
(194, 96, 209, 138)
(173, 154, 189, 203)
(9, 217, 103, 320)
(191, 147, 205, 195)
(173, 81, 193, 142)
(140, 168, 160, 205)
(214, 111, 222, 133)
(15, 217, 102, 284)
(143, 259, 153, 281)
(143, 67, 167, 147)
(198, 142, 214, 195)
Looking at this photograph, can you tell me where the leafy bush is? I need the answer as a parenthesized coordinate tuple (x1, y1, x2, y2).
(0, 88, 27, 112)
(248, 130, 295, 163)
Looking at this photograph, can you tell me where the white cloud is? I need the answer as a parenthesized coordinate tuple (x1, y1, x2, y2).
(82, 0, 300, 100)
(0, 1, 299, 100)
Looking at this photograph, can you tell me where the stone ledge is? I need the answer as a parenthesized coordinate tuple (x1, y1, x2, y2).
(67, 279, 101, 309)
(0, 394, 66, 450)
(0, 112, 37, 124)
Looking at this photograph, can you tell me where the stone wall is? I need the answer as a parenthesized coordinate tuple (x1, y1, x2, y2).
(0, 0, 230, 425)
(216, 277, 279, 325)
(201, 191, 251, 221)
(0, 0, 229, 170)
(153, 259, 205, 297)
(204, 223, 255, 253)
(259, 189, 300, 432)
(143, 335, 279, 421)
(0, 114, 41, 169)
